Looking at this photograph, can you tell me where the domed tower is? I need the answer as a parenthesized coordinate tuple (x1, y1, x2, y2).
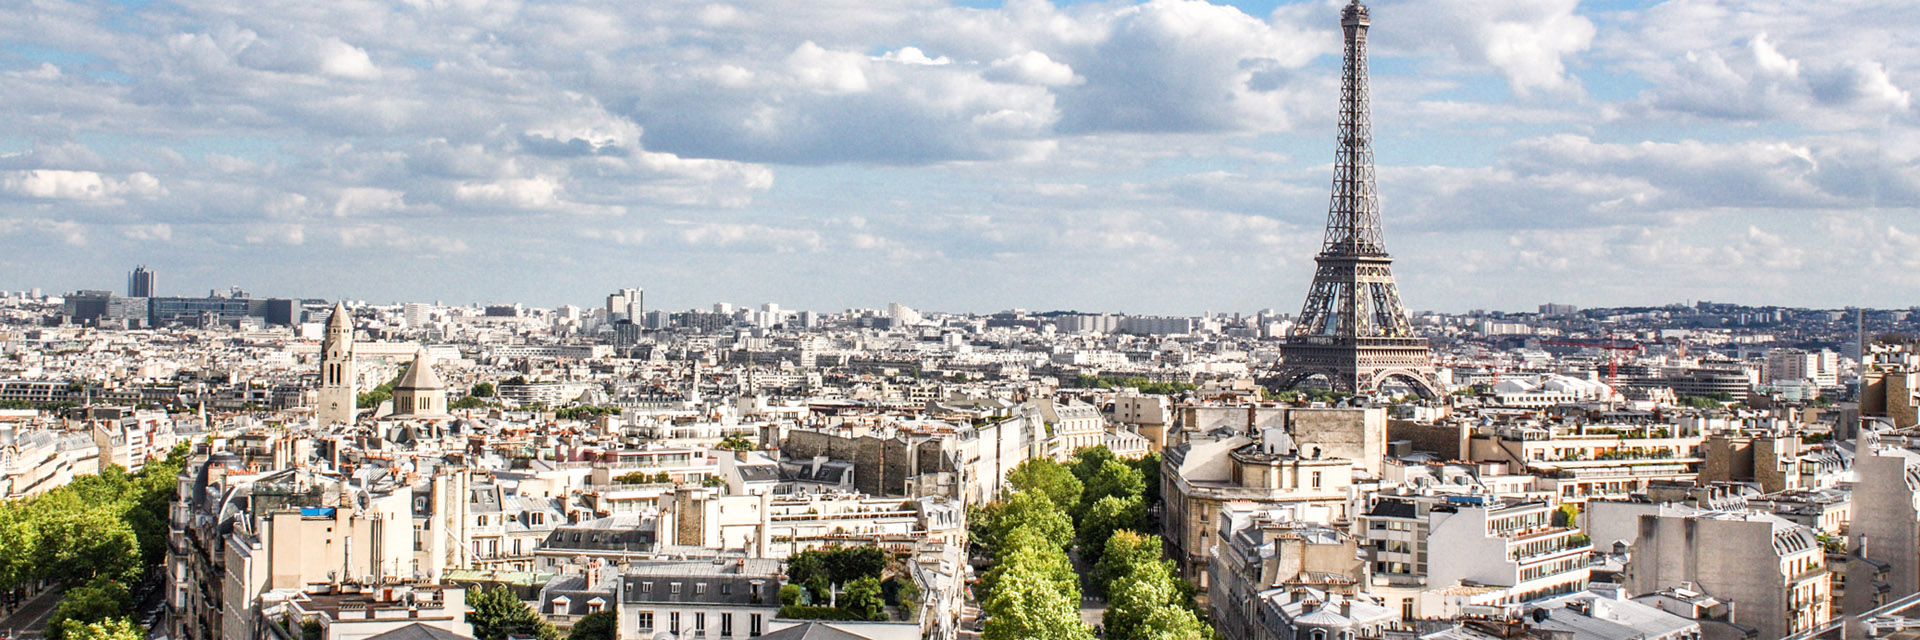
(392, 348, 448, 417)
(318, 302, 358, 426)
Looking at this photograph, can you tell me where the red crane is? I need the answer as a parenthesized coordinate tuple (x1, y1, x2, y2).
(1541, 337, 1644, 389)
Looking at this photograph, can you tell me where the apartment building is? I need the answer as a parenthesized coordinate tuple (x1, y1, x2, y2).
(1627, 509, 1831, 640)
(1359, 495, 1591, 605)
(1210, 505, 1369, 640)
(1164, 427, 1354, 594)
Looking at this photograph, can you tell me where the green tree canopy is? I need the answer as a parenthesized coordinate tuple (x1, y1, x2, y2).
(843, 577, 887, 621)
(1079, 459, 1145, 520)
(1094, 531, 1156, 590)
(57, 617, 145, 640)
(1129, 452, 1163, 510)
(983, 526, 1079, 603)
(565, 611, 617, 640)
(1070, 446, 1119, 487)
(981, 552, 1093, 640)
(1102, 559, 1185, 640)
(471, 382, 495, 397)
(466, 585, 557, 640)
(1137, 605, 1211, 640)
(1007, 458, 1082, 516)
(47, 578, 132, 640)
(1076, 495, 1148, 564)
(993, 490, 1073, 551)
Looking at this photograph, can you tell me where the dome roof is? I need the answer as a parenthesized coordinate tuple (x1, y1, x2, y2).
(394, 349, 447, 391)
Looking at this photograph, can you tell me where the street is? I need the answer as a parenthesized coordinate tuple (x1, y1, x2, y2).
(0, 587, 64, 640)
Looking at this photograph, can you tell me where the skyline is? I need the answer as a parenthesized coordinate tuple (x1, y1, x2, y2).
(3, 0, 1918, 314)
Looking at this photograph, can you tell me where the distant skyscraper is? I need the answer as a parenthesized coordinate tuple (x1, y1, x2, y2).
(1274, 0, 1439, 398)
(404, 302, 432, 328)
(607, 288, 643, 321)
(128, 265, 155, 298)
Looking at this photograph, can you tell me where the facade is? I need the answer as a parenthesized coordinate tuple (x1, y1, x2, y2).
(1846, 447, 1920, 615)
(1034, 398, 1105, 459)
(1627, 510, 1831, 640)
(616, 557, 783, 640)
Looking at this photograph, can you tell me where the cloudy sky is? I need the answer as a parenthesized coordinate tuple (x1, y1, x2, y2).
(2, 0, 1916, 314)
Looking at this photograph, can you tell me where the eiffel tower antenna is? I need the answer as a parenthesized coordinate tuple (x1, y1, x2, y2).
(1274, 0, 1439, 399)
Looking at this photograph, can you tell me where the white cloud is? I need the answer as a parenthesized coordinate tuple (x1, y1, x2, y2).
(454, 177, 561, 209)
(0, 170, 164, 201)
(877, 47, 952, 66)
(317, 38, 380, 80)
(786, 41, 870, 95)
(986, 51, 1079, 87)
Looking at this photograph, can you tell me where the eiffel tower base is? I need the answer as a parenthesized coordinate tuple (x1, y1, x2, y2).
(1275, 336, 1441, 399)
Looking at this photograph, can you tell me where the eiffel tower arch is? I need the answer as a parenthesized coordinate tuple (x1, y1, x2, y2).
(1275, 0, 1440, 399)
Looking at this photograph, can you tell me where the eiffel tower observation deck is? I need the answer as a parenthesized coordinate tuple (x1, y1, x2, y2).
(1274, 0, 1439, 399)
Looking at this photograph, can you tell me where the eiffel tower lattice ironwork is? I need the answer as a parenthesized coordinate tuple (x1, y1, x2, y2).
(1275, 0, 1439, 398)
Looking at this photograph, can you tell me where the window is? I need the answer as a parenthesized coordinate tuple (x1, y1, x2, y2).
(722, 614, 733, 637)
(636, 612, 654, 632)
(1312, 472, 1323, 489)
(670, 612, 680, 634)
(696, 613, 707, 632)
(672, 582, 683, 595)
(722, 583, 732, 595)
(750, 614, 762, 637)
(696, 583, 708, 596)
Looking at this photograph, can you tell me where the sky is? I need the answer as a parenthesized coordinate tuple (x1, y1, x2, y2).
(1, 0, 1917, 315)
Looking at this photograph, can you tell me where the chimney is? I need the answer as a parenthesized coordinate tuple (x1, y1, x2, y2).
(1340, 599, 1353, 617)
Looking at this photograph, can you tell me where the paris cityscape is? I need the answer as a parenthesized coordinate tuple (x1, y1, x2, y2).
(2, 2, 1918, 640)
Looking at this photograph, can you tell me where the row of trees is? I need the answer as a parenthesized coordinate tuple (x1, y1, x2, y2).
(0, 444, 189, 640)
(973, 445, 1206, 640)
(1071, 375, 1199, 396)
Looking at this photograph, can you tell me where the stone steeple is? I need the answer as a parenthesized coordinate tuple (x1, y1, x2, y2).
(318, 302, 358, 426)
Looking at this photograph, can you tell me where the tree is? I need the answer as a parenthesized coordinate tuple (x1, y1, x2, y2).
(566, 611, 617, 640)
(1129, 452, 1163, 510)
(823, 545, 888, 585)
(1136, 605, 1210, 640)
(1007, 458, 1083, 517)
(1070, 446, 1119, 487)
(1093, 531, 1163, 597)
(983, 526, 1078, 603)
(843, 577, 887, 621)
(57, 618, 145, 640)
(1103, 560, 1184, 640)
(451, 396, 488, 409)
(1080, 459, 1145, 520)
(46, 578, 132, 640)
(982, 556, 1094, 640)
(993, 491, 1073, 551)
(779, 584, 808, 606)
(968, 502, 1003, 557)
(1076, 495, 1147, 564)
(471, 382, 495, 397)
(1551, 503, 1580, 528)
(36, 509, 141, 584)
(466, 585, 557, 640)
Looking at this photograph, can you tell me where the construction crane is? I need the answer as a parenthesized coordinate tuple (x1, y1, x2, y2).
(1541, 337, 1644, 389)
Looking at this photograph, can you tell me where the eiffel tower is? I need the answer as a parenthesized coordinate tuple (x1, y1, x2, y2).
(1275, 0, 1439, 398)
